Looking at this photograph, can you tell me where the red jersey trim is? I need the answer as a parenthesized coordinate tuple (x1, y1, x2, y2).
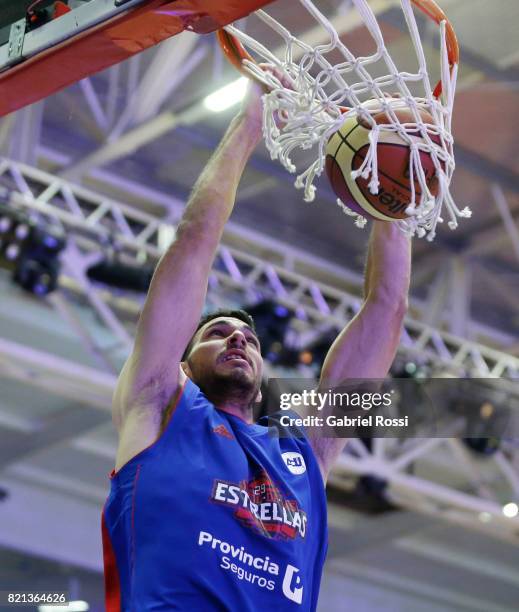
(130, 464, 142, 582)
(102, 510, 121, 612)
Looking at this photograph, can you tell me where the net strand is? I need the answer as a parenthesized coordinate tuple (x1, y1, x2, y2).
(225, 0, 471, 240)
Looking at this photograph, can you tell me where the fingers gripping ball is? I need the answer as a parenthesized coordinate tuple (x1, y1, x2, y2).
(325, 100, 441, 221)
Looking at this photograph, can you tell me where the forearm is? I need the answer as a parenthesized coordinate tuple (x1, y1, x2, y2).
(180, 112, 261, 249)
(321, 222, 411, 384)
(365, 221, 411, 307)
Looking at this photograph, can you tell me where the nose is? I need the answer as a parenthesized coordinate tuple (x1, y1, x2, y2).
(227, 329, 247, 349)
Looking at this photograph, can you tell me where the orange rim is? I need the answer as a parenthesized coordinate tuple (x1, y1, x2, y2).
(216, 30, 260, 83)
(217, 0, 459, 100)
(412, 0, 459, 97)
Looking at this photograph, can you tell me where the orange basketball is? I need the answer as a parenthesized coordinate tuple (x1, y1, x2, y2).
(325, 103, 440, 221)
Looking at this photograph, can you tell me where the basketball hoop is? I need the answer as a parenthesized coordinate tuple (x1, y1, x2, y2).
(217, 0, 471, 240)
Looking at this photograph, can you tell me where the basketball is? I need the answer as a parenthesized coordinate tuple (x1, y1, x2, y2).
(325, 102, 441, 221)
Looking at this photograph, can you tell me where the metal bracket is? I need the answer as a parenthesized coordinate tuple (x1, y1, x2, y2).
(6, 19, 26, 68)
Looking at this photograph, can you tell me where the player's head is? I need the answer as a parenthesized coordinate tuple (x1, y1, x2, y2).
(181, 309, 263, 407)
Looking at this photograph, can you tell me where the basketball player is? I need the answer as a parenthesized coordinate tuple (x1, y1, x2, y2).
(102, 78, 411, 611)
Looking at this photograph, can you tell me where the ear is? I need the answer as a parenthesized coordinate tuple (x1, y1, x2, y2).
(181, 361, 192, 378)
(254, 388, 262, 404)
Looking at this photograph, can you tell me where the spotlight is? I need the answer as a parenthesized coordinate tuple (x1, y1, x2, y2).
(87, 259, 154, 293)
(39, 602, 89, 612)
(0, 203, 66, 296)
(13, 224, 66, 296)
(502, 502, 518, 519)
(297, 332, 337, 372)
(246, 300, 298, 366)
(204, 78, 248, 112)
(480, 402, 494, 419)
(457, 398, 504, 457)
(404, 362, 417, 376)
(391, 361, 427, 379)
(0, 204, 31, 271)
(478, 512, 491, 523)
(299, 350, 313, 366)
(463, 437, 500, 456)
(0, 216, 11, 233)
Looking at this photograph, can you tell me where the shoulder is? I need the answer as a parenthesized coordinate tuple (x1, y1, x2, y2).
(113, 369, 204, 472)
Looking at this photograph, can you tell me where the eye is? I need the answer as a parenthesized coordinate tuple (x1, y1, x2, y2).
(247, 336, 259, 347)
(208, 329, 224, 337)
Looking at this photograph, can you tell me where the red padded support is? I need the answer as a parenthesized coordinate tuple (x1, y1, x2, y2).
(0, 0, 273, 117)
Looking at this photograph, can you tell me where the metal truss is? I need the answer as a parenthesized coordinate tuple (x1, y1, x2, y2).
(333, 436, 519, 541)
(1, 156, 518, 380)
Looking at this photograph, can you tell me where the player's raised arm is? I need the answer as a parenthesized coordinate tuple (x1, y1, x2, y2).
(311, 221, 411, 481)
(113, 83, 264, 427)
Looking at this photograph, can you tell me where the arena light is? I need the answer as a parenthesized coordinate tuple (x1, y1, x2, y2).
(13, 225, 66, 296)
(296, 331, 338, 372)
(502, 502, 519, 518)
(0, 202, 66, 295)
(246, 300, 298, 366)
(203, 78, 248, 112)
(0, 203, 31, 270)
(87, 259, 154, 293)
(39, 601, 89, 612)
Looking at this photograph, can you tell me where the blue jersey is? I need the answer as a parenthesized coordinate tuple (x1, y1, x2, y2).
(102, 378, 328, 611)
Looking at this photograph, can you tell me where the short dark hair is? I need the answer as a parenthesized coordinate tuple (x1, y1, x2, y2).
(181, 309, 257, 361)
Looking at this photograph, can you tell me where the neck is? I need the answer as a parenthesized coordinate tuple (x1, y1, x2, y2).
(194, 372, 258, 423)
(206, 385, 255, 423)
(216, 402, 254, 424)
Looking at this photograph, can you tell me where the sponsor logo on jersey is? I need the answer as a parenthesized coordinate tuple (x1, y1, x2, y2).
(211, 470, 307, 540)
(198, 531, 304, 603)
(198, 531, 277, 593)
(282, 564, 304, 604)
(282, 452, 306, 475)
(213, 424, 234, 440)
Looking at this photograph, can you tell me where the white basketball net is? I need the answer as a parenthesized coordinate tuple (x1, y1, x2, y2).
(223, 0, 471, 240)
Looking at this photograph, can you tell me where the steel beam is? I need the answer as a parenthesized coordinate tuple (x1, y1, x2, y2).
(0, 404, 108, 471)
(109, 32, 203, 139)
(0, 336, 115, 412)
(449, 257, 471, 337)
(7, 102, 44, 165)
(79, 77, 109, 131)
(0, 476, 103, 571)
(490, 184, 519, 263)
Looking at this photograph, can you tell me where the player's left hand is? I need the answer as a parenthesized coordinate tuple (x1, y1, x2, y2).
(239, 63, 293, 135)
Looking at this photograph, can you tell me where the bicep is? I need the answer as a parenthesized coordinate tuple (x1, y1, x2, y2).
(320, 300, 405, 383)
